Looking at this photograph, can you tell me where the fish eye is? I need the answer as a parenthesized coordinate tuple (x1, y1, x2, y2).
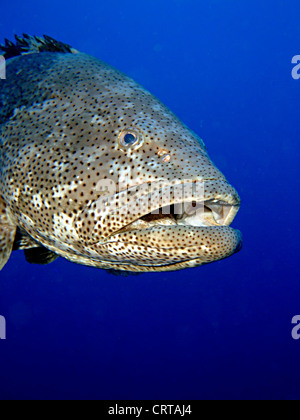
(124, 133, 137, 145)
(119, 129, 142, 148)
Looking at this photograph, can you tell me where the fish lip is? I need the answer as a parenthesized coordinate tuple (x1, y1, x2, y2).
(110, 225, 242, 248)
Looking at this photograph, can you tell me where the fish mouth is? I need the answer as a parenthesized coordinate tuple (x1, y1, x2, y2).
(109, 179, 241, 236)
(117, 198, 240, 234)
(75, 179, 242, 271)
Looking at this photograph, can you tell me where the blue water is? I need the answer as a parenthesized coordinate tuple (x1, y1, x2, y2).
(0, 0, 300, 400)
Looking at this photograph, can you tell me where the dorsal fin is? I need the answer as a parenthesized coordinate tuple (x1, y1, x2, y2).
(0, 34, 78, 59)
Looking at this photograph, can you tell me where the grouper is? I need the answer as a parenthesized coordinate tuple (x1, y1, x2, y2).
(0, 35, 242, 273)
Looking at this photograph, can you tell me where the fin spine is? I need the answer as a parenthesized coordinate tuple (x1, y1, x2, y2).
(0, 34, 77, 59)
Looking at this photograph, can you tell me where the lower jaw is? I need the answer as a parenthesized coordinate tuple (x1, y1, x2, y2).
(95, 225, 243, 272)
(100, 247, 242, 273)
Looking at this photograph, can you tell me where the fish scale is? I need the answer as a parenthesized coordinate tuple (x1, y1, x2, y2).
(0, 35, 242, 273)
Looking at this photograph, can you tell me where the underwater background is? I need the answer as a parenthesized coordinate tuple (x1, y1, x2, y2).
(0, 0, 299, 400)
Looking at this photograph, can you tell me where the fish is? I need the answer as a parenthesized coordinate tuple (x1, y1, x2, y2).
(0, 34, 242, 273)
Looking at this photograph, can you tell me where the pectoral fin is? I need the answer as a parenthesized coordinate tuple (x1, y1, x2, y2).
(24, 247, 58, 265)
(13, 228, 40, 251)
(0, 197, 17, 271)
(13, 228, 58, 266)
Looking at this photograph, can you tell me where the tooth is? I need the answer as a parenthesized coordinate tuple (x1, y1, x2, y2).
(212, 211, 222, 223)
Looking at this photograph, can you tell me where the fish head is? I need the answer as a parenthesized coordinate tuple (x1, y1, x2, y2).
(0, 51, 241, 272)
(71, 57, 242, 272)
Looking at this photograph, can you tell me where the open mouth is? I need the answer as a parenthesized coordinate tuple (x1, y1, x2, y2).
(115, 198, 240, 235)
(145, 200, 236, 226)
(75, 179, 241, 244)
